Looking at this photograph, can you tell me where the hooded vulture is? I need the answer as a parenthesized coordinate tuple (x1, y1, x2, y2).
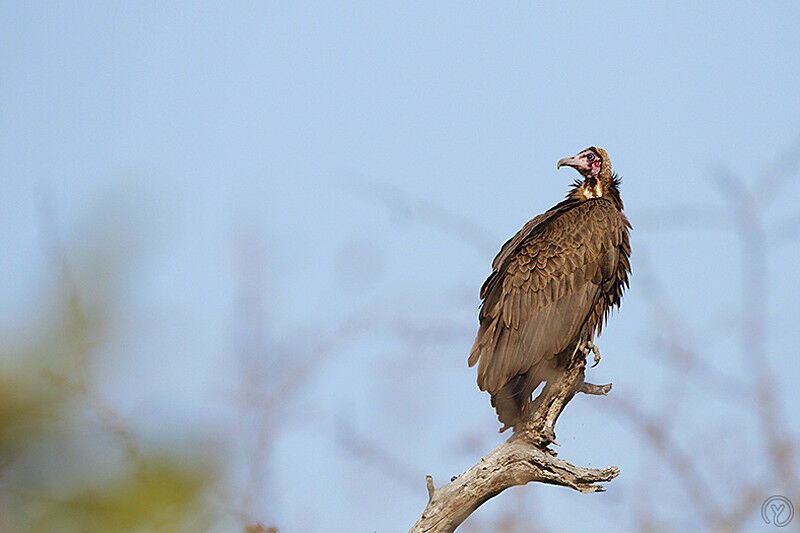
(468, 147, 631, 431)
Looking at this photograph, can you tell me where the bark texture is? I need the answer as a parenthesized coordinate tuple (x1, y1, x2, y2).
(411, 356, 618, 533)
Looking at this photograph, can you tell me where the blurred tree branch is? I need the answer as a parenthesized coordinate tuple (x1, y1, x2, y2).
(0, 191, 222, 531)
(345, 174, 497, 256)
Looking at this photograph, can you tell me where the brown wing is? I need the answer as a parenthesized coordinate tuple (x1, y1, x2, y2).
(468, 198, 630, 394)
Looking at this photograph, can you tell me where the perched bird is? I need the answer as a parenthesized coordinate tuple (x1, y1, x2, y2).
(468, 147, 631, 432)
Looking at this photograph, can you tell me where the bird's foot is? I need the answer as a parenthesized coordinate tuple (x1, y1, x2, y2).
(578, 340, 602, 367)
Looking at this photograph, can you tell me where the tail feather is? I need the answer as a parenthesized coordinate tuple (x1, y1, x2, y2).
(490, 371, 540, 432)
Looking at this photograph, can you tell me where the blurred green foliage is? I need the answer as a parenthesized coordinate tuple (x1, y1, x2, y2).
(28, 457, 211, 532)
(0, 207, 219, 532)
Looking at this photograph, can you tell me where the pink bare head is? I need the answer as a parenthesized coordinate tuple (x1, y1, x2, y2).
(557, 147, 611, 179)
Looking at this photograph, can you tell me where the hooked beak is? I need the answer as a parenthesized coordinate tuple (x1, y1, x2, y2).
(557, 155, 587, 171)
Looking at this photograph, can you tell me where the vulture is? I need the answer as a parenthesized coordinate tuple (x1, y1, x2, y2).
(468, 147, 631, 432)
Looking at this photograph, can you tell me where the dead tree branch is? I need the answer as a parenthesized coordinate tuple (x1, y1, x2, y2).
(410, 356, 618, 532)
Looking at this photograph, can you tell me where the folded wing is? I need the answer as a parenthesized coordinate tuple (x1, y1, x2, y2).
(469, 199, 630, 395)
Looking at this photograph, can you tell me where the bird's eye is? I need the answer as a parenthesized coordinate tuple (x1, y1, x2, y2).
(587, 153, 595, 162)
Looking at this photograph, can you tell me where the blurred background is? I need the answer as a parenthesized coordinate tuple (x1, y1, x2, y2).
(2, 2, 799, 531)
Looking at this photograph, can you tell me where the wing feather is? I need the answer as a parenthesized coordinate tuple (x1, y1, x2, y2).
(469, 198, 630, 394)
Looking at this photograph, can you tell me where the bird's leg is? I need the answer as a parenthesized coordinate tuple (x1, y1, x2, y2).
(577, 339, 602, 367)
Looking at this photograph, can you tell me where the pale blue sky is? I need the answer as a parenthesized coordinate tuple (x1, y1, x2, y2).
(2, 2, 800, 531)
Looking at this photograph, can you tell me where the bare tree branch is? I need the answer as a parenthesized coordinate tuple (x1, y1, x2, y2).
(411, 356, 618, 532)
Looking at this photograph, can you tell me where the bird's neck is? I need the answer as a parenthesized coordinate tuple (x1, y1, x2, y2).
(567, 174, 624, 210)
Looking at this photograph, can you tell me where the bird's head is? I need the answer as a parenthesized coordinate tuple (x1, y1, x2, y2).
(557, 147, 611, 180)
